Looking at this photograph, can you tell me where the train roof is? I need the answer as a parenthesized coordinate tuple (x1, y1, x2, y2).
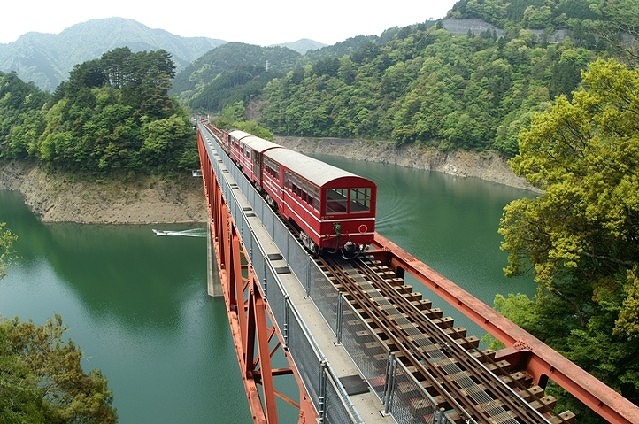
(228, 130, 251, 140)
(241, 135, 282, 152)
(265, 148, 373, 187)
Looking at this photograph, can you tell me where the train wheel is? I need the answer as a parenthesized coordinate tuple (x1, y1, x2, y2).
(266, 195, 278, 211)
(300, 232, 318, 255)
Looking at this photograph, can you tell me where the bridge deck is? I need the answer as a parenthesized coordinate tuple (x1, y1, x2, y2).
(259, 229, 393, 423)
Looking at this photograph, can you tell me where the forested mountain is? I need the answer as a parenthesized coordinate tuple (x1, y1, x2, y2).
(171, 43, 302, 112)
(0, 18, 225, 91)
(175, 0, 635, 157)
(0, 47, 197, 173)
(259, 21, 596, 155)
(274, 38, 327, 54)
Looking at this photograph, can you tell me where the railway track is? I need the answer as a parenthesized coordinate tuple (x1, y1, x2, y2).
(316, 254, 574, 424)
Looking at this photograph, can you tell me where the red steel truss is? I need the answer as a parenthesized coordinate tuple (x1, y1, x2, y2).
(197, 130, 317, 424)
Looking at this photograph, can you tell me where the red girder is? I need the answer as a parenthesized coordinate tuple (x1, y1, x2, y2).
(372, 232, 639, 424)
(196, 131, 316, 424)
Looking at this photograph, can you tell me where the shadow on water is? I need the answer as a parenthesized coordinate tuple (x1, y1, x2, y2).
(43, 223, 206, 330)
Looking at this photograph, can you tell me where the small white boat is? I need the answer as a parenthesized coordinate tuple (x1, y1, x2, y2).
(152, 228, 207, 237)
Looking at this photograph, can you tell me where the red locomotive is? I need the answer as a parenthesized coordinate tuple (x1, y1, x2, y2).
(206, 123, 376, 255)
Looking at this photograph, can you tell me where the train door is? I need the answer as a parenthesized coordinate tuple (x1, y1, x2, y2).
(252, 150, 261, 183)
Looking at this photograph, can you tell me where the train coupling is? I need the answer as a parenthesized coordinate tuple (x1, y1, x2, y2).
(343, 242, 367, 255)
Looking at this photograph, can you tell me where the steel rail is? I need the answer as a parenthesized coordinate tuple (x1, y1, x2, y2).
(318, 254, 556, 423)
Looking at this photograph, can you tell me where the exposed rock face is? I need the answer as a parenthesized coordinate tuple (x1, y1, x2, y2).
(273, 136, 535, 190)
(0, 161, 207, 224)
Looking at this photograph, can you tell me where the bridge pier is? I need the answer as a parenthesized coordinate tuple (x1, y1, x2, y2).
(206, 218, 222, 297)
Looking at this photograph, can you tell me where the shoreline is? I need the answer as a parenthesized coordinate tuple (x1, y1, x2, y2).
(0, 161, 207, 224)
(0, 141, 533, 225)
(273, 136, 534, 191)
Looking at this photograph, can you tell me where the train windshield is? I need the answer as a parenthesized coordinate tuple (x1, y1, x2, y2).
(326, 187, 372, 214)
(350, 187, 372, 212)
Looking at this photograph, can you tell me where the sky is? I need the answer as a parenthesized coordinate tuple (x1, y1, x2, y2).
(1, 1, 459, 46)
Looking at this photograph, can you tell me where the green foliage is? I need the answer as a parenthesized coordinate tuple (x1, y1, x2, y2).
(451, 0, 603, 32)
(0, 72, 50, 159)
(2, 48, 196, 174)
(615, 267, 639, 340)
(254, 17, 600, 154)
(214, 101, 246, 129)
(213, 102, 274, 141)
(0, 315, 117, 423)
(494, 293, 539, 330)
(499, 58, 639, 416)
(484, 293, 540, 351)
(0, 222, 17, 280)
(172, 43, 301, 113)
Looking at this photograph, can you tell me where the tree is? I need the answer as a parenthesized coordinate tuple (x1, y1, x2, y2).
(0, 315, 118, 423)
(498, 58, 639, 414)
(0, 222, 17, 279)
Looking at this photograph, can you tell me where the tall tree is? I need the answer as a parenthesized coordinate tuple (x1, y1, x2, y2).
(0, 315, 118, 423)
(499, 58, 639, 413)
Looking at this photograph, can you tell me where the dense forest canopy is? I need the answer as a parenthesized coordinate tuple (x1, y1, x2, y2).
(497, 58, 639, 421)
(0, 315, 117, 423)
(177, 0, 636, 157)
(170, 42, 302, 113)
(260, 28, 597, 153)
(0, 47, 198, 174)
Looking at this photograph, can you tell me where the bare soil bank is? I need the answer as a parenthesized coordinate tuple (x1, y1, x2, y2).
(0, 140, 532, 224)
(0, 161, 207, 224)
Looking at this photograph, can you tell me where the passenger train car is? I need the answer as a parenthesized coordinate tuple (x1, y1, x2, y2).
(206, 123, 377, 255)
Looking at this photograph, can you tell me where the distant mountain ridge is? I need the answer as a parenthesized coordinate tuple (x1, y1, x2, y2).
(273, 38, 327, 53)
(0, 17, 227, 91)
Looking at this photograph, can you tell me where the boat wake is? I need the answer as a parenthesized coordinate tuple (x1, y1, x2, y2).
(152, 228, 207, 238)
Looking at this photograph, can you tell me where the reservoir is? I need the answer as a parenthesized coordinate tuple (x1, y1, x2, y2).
(0, 157, 535, 422)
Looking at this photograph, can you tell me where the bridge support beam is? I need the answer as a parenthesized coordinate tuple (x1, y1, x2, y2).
(206, 220, 222, 297)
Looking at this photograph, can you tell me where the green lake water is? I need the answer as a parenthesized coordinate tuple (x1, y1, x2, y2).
(0, 157, 535, 422)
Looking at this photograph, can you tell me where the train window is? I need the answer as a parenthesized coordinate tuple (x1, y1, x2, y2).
(326, 188, 348, 213)
(284, 171, 291, 189)
(350, 188, 371, 212)
(264, 158, 280, 178)
(310, 187, 319, 210)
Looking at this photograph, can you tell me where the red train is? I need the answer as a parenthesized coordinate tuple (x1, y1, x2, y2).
(208, 124, 377, 255)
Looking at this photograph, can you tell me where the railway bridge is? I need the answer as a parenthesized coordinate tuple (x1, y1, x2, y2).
(195, 120, 639, 424)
